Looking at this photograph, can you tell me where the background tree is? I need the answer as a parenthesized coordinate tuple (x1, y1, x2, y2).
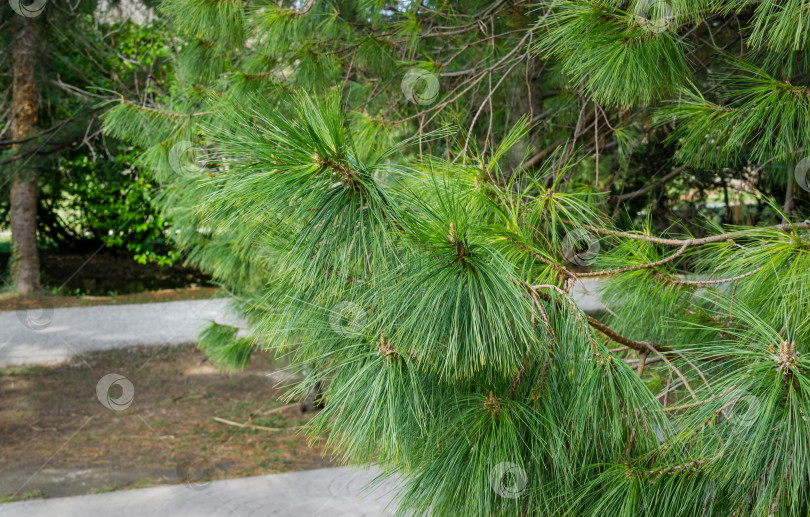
(1, 0, 174, 293)
(105, 1, 810, 515)
(8, 15, 40, 294)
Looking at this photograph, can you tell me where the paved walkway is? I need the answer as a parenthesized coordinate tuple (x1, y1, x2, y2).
(0, 466, 400, 516)
(0, 280, 606, 368)
(0, 286, 606, 515)
(0, 299, 403, 516)
(0, 298, 236, 367)
(570, 278, 606, 315)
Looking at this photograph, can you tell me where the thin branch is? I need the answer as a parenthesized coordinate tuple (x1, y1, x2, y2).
(571, 221, 810, 247)
(577, 241, 691, 277)
(613, 165, 689, 203)
(656, 267, 763, 287)
(530, 283, 673, 355)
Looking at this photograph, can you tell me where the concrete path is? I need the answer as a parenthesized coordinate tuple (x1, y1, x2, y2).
(570, 278, 606, 315)
(0, 300, 402, 517)
(0, 298, 236, 367)
(0, 280, 607, 368)
(0, 466, 401, 517)
(0, 287, 608, 516)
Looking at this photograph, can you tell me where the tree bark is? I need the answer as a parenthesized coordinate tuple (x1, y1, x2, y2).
(299, 381, 325, 412)
(10, 18, 40, 295)
(783, 161, 795, 223)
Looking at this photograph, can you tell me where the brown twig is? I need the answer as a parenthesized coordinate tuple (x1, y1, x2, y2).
(637, 352, 648, 377)
(530, 283, 673, 355)
(212, 417, 303, 433)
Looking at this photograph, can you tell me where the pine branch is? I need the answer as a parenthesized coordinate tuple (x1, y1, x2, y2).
(529, 283, 672, 355)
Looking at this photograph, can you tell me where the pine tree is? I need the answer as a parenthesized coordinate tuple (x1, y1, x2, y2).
(104, 1, 810, 515)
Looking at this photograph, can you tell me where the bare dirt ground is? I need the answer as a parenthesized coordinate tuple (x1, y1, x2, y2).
(0, 344, 333, 502)
(0, 286, 223, 312)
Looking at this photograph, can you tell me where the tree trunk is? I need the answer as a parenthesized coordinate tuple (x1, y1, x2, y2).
(299, 381, 325, 412)
(10, 18, 40, 295)
(783, 161, 795, 223)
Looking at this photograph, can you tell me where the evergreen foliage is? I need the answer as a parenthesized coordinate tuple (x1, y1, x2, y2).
(104, 1, 810, 514)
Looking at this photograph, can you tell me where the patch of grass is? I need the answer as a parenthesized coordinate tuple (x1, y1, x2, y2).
(0, 286, 223, 312)
(92, 485, 121, 494)
(0, 231, 10, 254)
(0, 365, 39, 378)
(132, 477, 160, 489)
(0, 490, 45, 503)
